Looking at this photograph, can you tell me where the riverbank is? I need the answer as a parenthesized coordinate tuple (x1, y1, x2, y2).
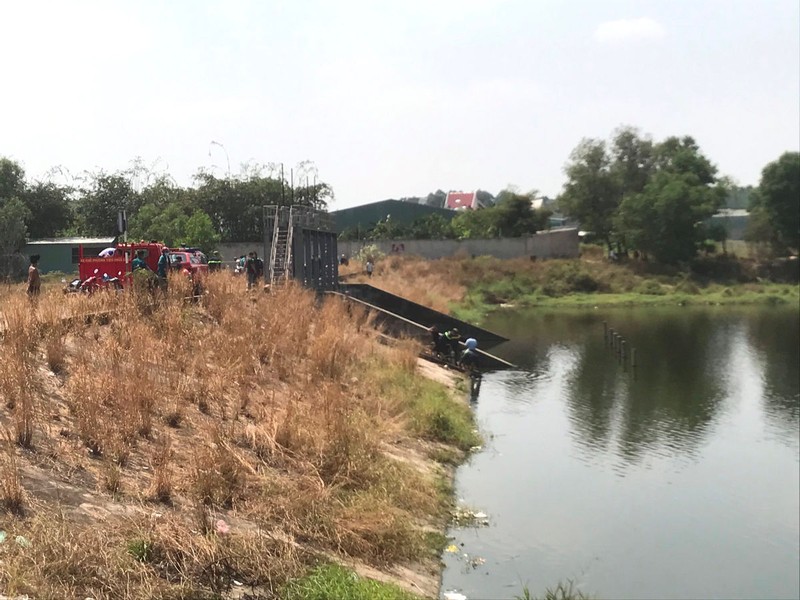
(0, 274, 476, 599)
(340, 252, 799, 324)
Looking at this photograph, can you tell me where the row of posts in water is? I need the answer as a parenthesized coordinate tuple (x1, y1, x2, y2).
(603, 321, 637, 369)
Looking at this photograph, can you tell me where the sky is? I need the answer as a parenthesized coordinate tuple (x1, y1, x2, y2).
(1, 0, 798, 209)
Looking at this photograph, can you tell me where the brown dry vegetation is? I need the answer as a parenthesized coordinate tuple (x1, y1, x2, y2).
(0, 273, 469, 599)
(341, 250, 797, 317)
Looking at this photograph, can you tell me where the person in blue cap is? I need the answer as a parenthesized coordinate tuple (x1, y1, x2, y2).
(459, 337, 479, 369)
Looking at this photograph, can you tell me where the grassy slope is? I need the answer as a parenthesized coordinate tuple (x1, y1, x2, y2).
(0, 274, 475, 599)
(341, 251, 799, 324)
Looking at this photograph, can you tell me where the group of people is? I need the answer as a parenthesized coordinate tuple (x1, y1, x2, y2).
(236, 252, 265, 290)
(429, 325, 480, 370)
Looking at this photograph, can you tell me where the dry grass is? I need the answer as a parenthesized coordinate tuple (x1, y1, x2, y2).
(0, 271, 465, 598)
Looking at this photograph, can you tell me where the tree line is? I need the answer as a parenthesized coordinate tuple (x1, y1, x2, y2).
(557, 126, 798, 263)
(345, 127, 798, 264)
(0, 158, 332, 257)
(338, 190, 552, 241)
(1, 127, 796, 266)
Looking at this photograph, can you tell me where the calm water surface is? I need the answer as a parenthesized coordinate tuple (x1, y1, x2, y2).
(441, 306, 799, 600)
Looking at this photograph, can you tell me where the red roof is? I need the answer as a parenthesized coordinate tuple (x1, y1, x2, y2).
(446, 191, 477, 210)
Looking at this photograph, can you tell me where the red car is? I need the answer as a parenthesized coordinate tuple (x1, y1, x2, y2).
(169, 249, 209, 278)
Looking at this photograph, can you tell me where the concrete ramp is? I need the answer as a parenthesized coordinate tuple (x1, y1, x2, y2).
(338, 283, 508, 349)
(327, 288, 515, 371)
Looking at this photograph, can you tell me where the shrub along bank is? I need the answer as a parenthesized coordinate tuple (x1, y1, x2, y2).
(0, 273, 476, 599)
(340, 252, 799, 324)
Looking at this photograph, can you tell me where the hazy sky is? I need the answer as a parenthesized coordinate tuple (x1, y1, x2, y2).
(2, 0, 798, 208)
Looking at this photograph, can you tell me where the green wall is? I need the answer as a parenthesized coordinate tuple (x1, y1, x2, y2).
(21, 242, 112, 275)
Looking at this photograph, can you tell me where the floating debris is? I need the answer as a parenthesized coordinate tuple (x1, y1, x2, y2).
(445, 544, 459, 553)
(450, 506, 490, 527)
(443, 592, 467, 600)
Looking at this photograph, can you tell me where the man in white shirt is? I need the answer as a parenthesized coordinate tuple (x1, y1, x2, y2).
(98, 247, 117, 257)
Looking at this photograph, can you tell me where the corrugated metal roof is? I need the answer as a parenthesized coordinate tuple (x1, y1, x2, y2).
(26, 237, 116, 245)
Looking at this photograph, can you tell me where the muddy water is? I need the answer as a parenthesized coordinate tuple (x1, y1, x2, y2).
(441, 306, 799, 600)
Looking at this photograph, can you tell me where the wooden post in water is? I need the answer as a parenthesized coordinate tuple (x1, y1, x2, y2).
(603, 321, 608, 344)
(631, 347, 637, 367)
(621, 339, 626, 361)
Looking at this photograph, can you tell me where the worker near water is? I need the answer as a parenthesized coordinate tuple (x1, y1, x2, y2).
(208, 251, 223, 272)
(429, 325, 447, 355)
(459, 338, 479, 369)
(444, 328, 461, 360)
(27, 254, 41, 297)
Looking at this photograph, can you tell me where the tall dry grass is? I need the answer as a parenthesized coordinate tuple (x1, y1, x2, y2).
(0, 270, 457, 596)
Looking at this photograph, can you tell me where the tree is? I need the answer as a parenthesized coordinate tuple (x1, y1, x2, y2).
(0, 158, 26, 203)
(493, 191, 550, 237)
(751, 152, 800, 252)
(75, 173, 139, 236)
(558, 139, 619, 248)
(424, 189, 447, 208)
(181, 210, 220, 251)
(0, 197, 31, 254)
(615, 168, 725, 264)
(407, 214, 454, 239)
(609, 126, 655, 197)
(22, 182, 74, 238)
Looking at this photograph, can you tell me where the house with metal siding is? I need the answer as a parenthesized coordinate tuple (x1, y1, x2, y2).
(331, 200, 455, 234)
(21, 237, 116, 274)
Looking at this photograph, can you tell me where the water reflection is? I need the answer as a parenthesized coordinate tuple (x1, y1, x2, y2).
(746, 310, 800, 436)
(487, 307, 799, 463)
(443, 307, 800, 600)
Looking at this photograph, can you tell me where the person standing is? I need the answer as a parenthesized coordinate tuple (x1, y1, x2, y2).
(131, 250, 149, 271)
(208, 251, 223, 272)
(365, 260, 374, 278)
(156, 247, 170, 291)
(254, 252, 264, 285)
(245, 252, 257, 290)
(27, 254, 41, 297)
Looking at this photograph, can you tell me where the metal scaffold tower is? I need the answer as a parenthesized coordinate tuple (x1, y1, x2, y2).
(262, 205, 338, 291)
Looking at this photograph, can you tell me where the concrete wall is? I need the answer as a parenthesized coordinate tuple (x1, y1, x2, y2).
(218, 242, 268, 268)
(338, 228, 579, 261)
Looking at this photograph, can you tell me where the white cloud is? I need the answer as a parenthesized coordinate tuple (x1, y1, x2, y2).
(594, 17, 665, 44)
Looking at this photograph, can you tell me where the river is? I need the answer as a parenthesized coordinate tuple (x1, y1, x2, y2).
(441, 306, 800, 600)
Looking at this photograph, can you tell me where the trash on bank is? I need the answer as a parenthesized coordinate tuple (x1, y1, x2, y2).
(450, 506, 490, 527)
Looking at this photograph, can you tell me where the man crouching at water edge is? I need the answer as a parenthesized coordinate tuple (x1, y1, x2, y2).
(27, 254, 41, 297)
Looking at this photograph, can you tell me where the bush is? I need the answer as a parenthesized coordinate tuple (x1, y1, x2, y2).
(635, 280, 666, 295)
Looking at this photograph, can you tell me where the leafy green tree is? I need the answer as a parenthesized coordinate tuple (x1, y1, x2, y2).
(181, 210, 220, 251)
(75, 173, 139, 236)
(367, 217, 405, 241)
(493, 192, 550, 237)
(750, 152, 799, 251)
(450, 207, 499, 239)
(558, 139, 619, 248)
(0, 197, 31, 254)
(22, 182, 74, 238)
(407, 214, 454, 239)
(615, 168, 725, 263)
(609, 126, 655, 197)
(0, 158, 25, 201)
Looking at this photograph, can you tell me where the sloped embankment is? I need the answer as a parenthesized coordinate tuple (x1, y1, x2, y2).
(0, 273, 477, 599)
